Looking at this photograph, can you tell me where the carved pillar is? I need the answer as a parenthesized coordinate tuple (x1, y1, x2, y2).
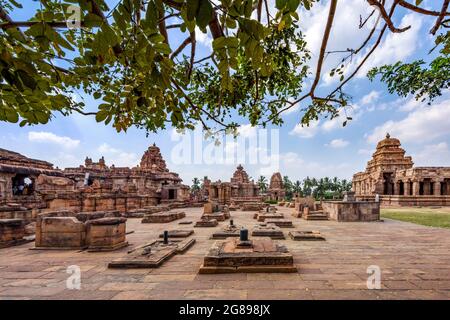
(404, 180, 411, 196)
(433, 179, 442, 196)
(412, 180, 420, 196)
(423, 180, 431, 195)
(393, 181, 400, 195)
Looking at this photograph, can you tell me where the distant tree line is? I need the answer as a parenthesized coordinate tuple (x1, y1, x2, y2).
(191, 175, 352, 201)
(258, 175, 352, 201)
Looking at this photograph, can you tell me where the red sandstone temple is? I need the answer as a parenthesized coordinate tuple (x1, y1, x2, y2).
(0, 144, 190, 216)
(353, 134, 450, 206)
(206, 164, 261, 205)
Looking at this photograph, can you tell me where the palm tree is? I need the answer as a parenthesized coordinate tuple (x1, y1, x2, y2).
(302, 176, 313, 196)
(191, 177, 201, 192)
(283, 176, 293, 200)
(293, 180, 302, 196)
(258, 176, 268, 193)
(200, 176, 209, 189)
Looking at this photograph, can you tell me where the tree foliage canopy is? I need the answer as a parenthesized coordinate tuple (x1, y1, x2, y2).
(0, 0, 449, 135)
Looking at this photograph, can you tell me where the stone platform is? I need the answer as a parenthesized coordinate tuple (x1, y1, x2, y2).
(141, 211, 186, 223)
(199, 237, 296, 274)
(108, 238, 195, 268)
(251, 223, 285, 239)
(266, 219, 294, 228)
(0, 219, 31, 248)
(202, 212, 229, 222)
(256, 212, 284, 222)
(1, 206, 450, 300)
(289, 230, 326, 241)
(158, 230, 194, 238)
(210, 224, 241, 239)
(194, 218, 218, 228)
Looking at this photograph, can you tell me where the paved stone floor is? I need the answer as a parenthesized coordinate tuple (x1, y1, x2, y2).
(1, 206, 450, 300)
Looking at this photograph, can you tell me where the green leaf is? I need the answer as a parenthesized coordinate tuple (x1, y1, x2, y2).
(96, 110, 109, 122)
(196, 0, 213, 29)
(145, 0, 158, 30)
(5, 109, 19, 123)
(187, 0, 200, 21)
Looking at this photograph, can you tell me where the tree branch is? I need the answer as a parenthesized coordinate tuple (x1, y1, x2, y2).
(170, 36, 192, 60)
(367, 0, 411, 33)
(398, 0, 450, 16)
(310, 0, 337, 96)
(430, 0, 450, 35)
(187, 31, 196, 80)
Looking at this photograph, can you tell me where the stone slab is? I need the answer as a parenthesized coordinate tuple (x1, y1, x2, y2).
(141, 211, 186, 223)
(210, 225, 242, 239)
(251, 224, 285, 239)
(288, 230, 326, 241)
(194, 219, 218, 227)
(158, 230, 194, 238)
(199, 237, 296, 274)
(108, 238, 195, 269)
(266, 219, 294, 228)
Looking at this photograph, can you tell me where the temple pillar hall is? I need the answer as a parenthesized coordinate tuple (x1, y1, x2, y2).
(412, 180, 420, 196)
(433, 179, 442, 196)
(404, 180, 411, 196)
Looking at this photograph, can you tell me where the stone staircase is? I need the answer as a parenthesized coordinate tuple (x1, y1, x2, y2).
(303, 204, 329, 221)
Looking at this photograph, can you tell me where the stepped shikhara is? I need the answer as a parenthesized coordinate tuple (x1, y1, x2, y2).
(353, 133, 450, 206)
(0, 144, 190, 216)
(267, 172, 285, 201)
(206, 164, 261, 206)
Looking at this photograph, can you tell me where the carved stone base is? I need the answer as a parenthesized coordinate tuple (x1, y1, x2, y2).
(199, 237, 296, 274)
(158, 230, 194, 238)
(108, 238, 195, 268)
(210, 224, 242, 239)
(288, 230, 325, 241)
(194, 219, 218, 227)
(141, 211, 186, 223)
(256, 213, 284, 222)
(251, 223, 285, 239)
(266, 219, 294, 228)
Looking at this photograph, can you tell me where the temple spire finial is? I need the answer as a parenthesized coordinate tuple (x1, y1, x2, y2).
(386, 132, 390, 139)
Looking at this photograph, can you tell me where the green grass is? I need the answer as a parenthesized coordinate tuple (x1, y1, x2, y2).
(381, 208, 450, 229)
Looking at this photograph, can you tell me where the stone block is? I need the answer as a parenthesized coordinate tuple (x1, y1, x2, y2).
(199, 238, 296, 274)
(86, 217, 128, 251)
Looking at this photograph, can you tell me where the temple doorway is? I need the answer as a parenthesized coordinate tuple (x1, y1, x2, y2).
(168, 189, 176, 200)
(12, 174, 34, 196)
(383, 173, 394, 195)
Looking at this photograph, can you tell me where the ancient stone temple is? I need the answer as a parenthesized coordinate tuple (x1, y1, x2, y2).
(0, 144, 190, 215)
(267, 172, 285, 201)
(208, 165, 261, 206)
(353, 134, 450, 206)
(0, 148, 62, 208)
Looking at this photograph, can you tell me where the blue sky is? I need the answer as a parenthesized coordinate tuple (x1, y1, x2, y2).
(1, 0, 449, 184)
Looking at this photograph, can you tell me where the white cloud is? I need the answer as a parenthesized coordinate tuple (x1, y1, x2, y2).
(301, 1, 424, 87)
(28, 131, 80, 149)
(195, 27, 212, 47)
(352, 12, 424, 78)
(97, 143, 138, 167)
(361, 90, 381, 105)
(413, 142, 450, 166)
(326, 138, 350, 148)
(367, 97, 450, 144)
(300, 0, 379, 85)
(358, 148, 372, 155)
(279, 151, 353, 179)
(289, 120, 320, 138)
(398, 97, 422, 112)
